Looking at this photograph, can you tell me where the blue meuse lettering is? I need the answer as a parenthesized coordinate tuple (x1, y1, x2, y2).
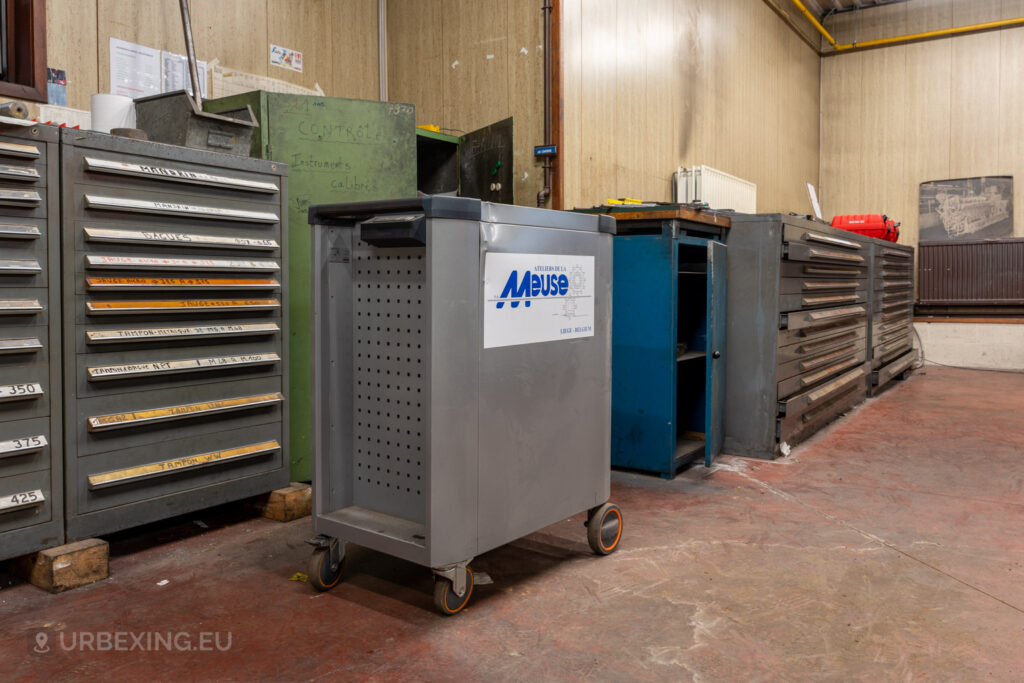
(496, 270, 570, 308)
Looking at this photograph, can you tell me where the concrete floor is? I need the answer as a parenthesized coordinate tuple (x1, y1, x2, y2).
(2, 366, 1023, 681)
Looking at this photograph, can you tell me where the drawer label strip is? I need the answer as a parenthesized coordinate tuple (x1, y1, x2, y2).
(0, 223, 40, 239)
(86, 322, 279, 344)
(84, 226, 279, 251)
(802, 280, 858, 291)
(0, 141, 40, 159)
(86, 254, 279, 272)
(0, 434, 47, 458)
(0, 299, 42, 314)
(87, 352, 280, 381)
(84, 194, 279, 223)
(83, 157, 279, 193)
(87, 440, 281, 490)
(808, 248, 864, 263)
(0, 164, 40, 181)
(88, 392, 285, 432)
(0, 382, 44, 401)
(802, 293, 861, 306)
(86, 299, 280, 315)
(0, 489, 45, 513)
(0, 258, 42, 274)
(0, 337, 42, 353)
(0, 189, 42, 206)
(86, 276, 281, 291)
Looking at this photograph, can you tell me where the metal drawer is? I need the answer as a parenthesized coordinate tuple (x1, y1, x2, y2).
(880, 246, 912, 261)
(784, 225, 866, 266)
(777, 334, 866, 383)
(0, 186, 47, 218)
(780, 260, 867, 280)
(0, 138, 45, 161)
(777, 348, 867, 400)
(778, 363, 867, 421)
(0, 326, 47, 357)
(0, 416, 51, 477)
(0, 469, 53, 535)
(0, 162, 44, 186)
(778, 370, 866, 445)
(872, 349, 917, 390)
(780, 277, 865, 295)
(782, 304, 868, 331)
(777, 315, 865, 349)
(777, 324, 866, 364)
(873, 336, 913, 363)
(780, 288, 868, 312)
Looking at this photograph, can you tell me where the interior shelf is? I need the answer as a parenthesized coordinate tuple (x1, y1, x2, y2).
(676, 349, 707, 362)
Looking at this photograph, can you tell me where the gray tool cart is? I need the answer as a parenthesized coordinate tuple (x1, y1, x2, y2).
(308, 196, 621, 615)
(0, 122, 63, 560)
(59, 129, 290, 539)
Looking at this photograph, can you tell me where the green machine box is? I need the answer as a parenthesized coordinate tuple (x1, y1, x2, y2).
(205, 92, 417, 480)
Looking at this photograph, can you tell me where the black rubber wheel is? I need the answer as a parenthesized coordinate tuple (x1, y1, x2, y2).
(586, 502, 623, 555)
(308, 548, 344, 592)
(433, 567, 474, 616)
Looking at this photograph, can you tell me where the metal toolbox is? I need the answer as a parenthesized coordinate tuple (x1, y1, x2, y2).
(724, 214, 871, 460)
(0, 123, 63, 560)
(59, 129, 289, 540)
(866, 240, 917, 394)
(307, 197, 622, 615)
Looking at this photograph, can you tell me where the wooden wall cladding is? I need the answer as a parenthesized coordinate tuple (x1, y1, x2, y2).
(820, 0, 1024, 250)
(558, 0, 821, 212)
(386, 0, 545, 207)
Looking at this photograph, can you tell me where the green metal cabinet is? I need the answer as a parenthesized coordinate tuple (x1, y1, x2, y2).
(205, 92, 417, 480)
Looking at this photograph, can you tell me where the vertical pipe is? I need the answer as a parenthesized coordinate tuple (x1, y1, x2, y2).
(178, 0, 203, 107)
(537, 0, 553, 208)
(379, 0, 388, 101)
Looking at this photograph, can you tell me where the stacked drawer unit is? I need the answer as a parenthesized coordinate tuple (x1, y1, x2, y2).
(867, 240, 917, 393)
(60, 129, 289, 539)
(0, 124, 63, 559)
(724, 214, 870, 460)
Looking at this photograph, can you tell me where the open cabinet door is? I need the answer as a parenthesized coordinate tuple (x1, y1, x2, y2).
(705, 239, 727, 465)
(459, 117, 514, 204)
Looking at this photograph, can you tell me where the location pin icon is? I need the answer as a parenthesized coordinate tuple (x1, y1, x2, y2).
(34, 632, 49, 653)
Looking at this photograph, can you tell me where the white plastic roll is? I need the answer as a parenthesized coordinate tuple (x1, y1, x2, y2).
(90, 94, 136, 133)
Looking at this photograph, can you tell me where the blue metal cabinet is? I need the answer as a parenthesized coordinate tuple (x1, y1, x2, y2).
(605, 212, 727, 477)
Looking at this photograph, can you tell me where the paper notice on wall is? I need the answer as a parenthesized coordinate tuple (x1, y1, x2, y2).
(483, 253, 596, 349)
(109, 38, 162, 98)
(270, 44, 303, 73)
(161, 52, 208, 98)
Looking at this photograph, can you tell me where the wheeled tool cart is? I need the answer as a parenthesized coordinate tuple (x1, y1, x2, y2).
(0, 122, 63, 560)
(308, 196, 621, 615)
(575, 204, 728, 477)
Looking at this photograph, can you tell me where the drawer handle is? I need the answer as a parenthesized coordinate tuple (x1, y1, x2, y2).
(0, 141, 40, 158)
(799, 356, 862, 388)
(878, 340, 911, 357)
(808, 248, 865, 263)
(802, 280, 858, 291)
(806, 305, 866, 322)
(797, 330, 858, 353)
(0, 489, 45, 514)
(0, 298, 42, 314)
(802, 293, 861, 306)
(86, 276, 281, 291)
(84, 226, 279, 250)
(85, 254, 279, 272)
(803, 265, 862, 276)
(84, 194, 279, 223)
(0, 337, 42, 354)
(803, 232, 863, 250)
(882, 248, 911, 258)
(0, 434, 47, 458)
(0, 223, 40, 239)
(0, 189, 41, 206)
(0, 382, 44, 401)
(83, 157, 280, 193)
(798, 344, 858, 371)
(86, 322, 280, 344)
(802, 383, 861, 423)
(0, 258, 42, 274)
(86, 299, 280, 315)
(805, 367, 865, 403)
(0, 164, 40, 181)
(88, 393, 284, 432)
(87, 440, 280, 490)
(87, 352, 280, 381)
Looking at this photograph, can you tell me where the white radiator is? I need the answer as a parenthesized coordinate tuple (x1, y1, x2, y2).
(674, 165, 757, 213)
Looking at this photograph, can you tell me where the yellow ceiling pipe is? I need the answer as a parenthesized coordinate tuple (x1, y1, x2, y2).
(791, 0, 1024, 53)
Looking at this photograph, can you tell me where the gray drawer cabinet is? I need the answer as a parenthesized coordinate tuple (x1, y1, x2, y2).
(59, 129, 289, 539)
(724, 214, 870, 460)
(867, 241, 917, 393)
(0, 124, 63, 560)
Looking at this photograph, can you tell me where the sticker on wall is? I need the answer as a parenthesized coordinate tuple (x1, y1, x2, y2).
(270, 44, 303, 73)
(483, 253, 595, 349)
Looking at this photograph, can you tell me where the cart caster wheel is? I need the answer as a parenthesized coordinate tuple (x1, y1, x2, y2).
(308, 548, 344, 592)
(586, 502, 623, 555)
(433, 567, 474, 616)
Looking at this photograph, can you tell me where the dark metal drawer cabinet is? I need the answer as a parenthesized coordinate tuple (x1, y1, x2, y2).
(60, 129, 289, 540)
(724, 214, 871, 460)
(865, 240, 917, 393)
(0, 124, 62, 560)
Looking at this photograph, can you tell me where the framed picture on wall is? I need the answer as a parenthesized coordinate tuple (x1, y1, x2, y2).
(919, 176, 1013, 241)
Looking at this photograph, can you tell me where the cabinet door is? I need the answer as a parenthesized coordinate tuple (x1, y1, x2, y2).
(705, 239, 727, 466)
(459, 118, 514, 204)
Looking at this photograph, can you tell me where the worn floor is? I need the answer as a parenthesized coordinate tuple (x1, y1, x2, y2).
(2, 366, 1023, 681)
